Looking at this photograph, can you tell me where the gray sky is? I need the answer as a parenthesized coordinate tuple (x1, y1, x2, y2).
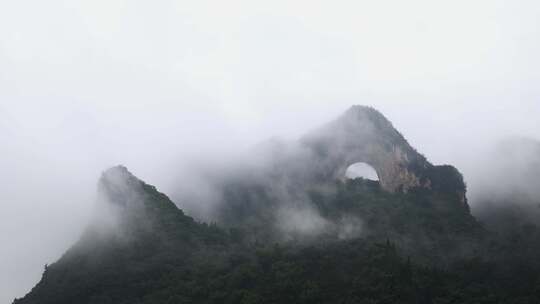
(1, 0, 540, 302)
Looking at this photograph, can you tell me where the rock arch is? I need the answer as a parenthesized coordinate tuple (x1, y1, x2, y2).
(301, 106, 464, 198)
(345, 162, 379, 181)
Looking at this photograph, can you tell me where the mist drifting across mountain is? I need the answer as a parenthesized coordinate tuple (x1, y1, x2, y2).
(12, 107, 540, 304)
(3, 0, 540, 302)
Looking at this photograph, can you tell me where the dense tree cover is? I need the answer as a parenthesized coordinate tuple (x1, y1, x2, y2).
(14, 235, 540, 304)
(216, 177, 479, 261)
(13, 175, 540, 304)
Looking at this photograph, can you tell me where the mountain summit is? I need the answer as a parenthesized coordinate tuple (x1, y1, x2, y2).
(14, 167, 229, 304)
(14, 106, 500, 304)
(302, 106, 467, 200)
(201, 106, 472, 238)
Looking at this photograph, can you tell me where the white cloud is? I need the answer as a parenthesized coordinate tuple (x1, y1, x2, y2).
(1, 0, 540, 302)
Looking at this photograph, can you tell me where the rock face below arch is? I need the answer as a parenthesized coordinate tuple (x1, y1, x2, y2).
(301, 106, 466, 203)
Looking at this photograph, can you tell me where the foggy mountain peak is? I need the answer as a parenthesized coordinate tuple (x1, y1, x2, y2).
(300, 105, 467, 204)
(94, 165, 190, 235)
(13, 107, 506, 304)
(5, 1, 540, 300)
(180, 106, 473, 240)
(98, 165, 145, 207)
(341, 105, 393, 127)
(100, 165, 137, 189)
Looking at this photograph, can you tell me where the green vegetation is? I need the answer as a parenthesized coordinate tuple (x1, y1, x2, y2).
(13, 172, 540, 304)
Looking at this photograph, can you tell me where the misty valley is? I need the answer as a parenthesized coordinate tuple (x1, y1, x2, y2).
(12, 106, 540, 304)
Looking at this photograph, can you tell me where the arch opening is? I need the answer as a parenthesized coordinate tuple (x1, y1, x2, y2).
(345, 162, 379, 181)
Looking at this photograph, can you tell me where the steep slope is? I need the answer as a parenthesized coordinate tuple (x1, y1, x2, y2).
(206, 106, 474, 241)
(14, 166, 230, 304)
(302, 106, 467, 201)
(15, 106, 496, 304)
(14, 166, 540, 304)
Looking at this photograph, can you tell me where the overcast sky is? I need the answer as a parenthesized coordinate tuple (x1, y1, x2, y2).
(1, 0, 540, 302)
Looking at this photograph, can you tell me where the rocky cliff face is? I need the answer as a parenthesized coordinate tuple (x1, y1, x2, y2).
(93, 165, 194, 236)
(14, 106, 482, 304)
(302, 106, 459, 194)
(13, 166, 228, 304)
(195, 106, 472, 239)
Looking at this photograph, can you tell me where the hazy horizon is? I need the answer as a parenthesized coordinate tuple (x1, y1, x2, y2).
(2, 0, 540, 302)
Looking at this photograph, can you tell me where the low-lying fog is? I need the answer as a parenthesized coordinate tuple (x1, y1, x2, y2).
(2, 0, 540, 302)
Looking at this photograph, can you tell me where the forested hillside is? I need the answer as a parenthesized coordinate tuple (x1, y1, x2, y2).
(14, 108, 540, 304)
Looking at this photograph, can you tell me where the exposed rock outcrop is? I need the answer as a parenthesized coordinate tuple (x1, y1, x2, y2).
(301, 106, 467, 205)
(197, 105, 471, 236)
(14, 106, 482, 304)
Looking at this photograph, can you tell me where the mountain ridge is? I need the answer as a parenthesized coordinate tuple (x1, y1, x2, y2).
(15, 105, 512, 304)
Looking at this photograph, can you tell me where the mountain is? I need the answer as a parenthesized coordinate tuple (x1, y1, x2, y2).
(301, 106, 467, 198)
(14, 107, 540, 303)
(192, 106, 476, 245)
(13, 166, 231, 304)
